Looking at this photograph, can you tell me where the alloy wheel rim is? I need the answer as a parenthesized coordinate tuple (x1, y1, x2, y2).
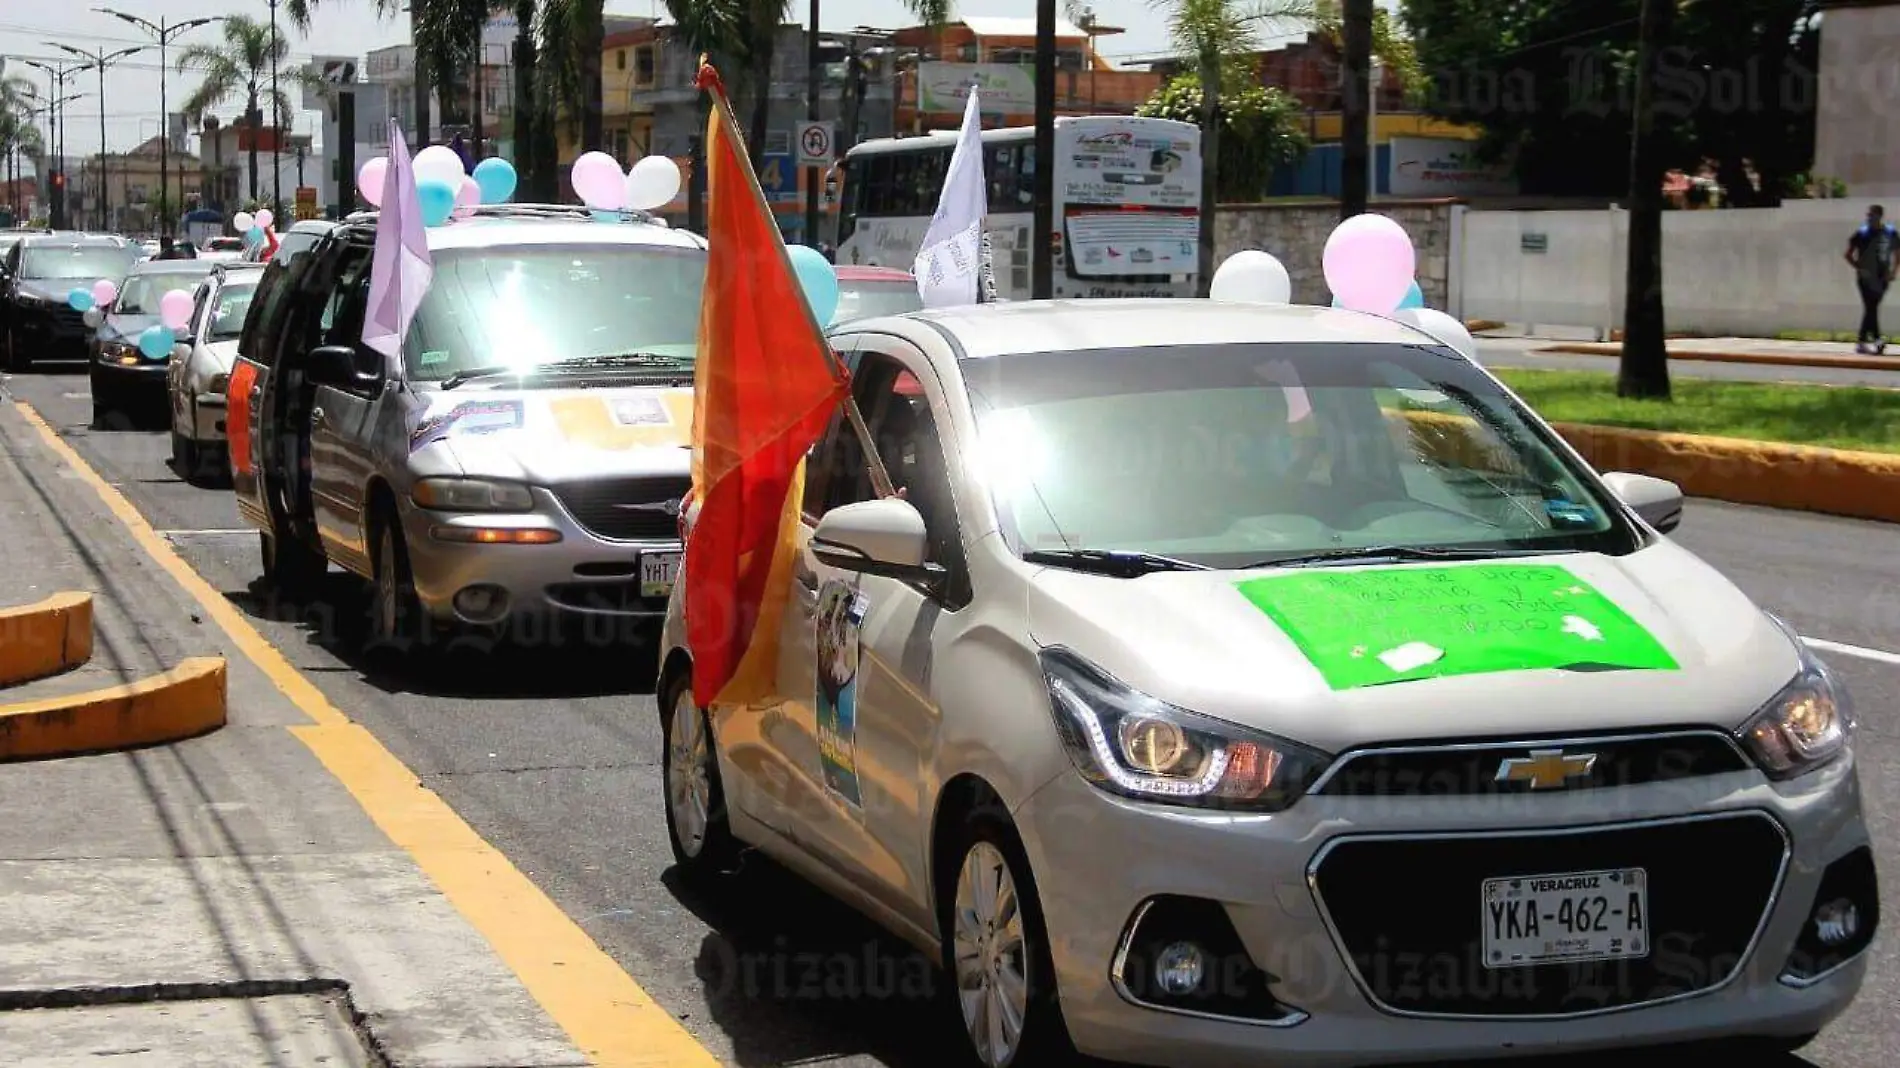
(667, 688, 711, 857)
(952, 841, 1028, 1068)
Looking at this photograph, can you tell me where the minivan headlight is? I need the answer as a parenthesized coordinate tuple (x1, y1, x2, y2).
(1040, 647, 1330, 812)
(1740, 613, 1853, 780)
(411, 477, 535, 512)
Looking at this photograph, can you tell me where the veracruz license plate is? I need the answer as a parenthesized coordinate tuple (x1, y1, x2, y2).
(1481, 867, 1648, 969)
(640, 552, 682, 598)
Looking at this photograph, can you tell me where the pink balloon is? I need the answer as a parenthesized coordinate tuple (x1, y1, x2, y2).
(1323, 213, 1417, 315)
(358, 157, 389, 207)
(91, 279, 118, 307)
(571, 151, 625, 209)
(160, 289, 194, 331)
(452, 176, 480, 219)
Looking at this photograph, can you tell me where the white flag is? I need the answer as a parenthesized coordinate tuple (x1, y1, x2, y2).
(914, 88, 988, 308)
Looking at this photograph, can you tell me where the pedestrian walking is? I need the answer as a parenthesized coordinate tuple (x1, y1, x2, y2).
(1845, 205, 1900, 353)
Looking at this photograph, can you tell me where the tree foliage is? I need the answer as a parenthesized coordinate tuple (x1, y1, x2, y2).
(1397, 0, 1820, 202)
(1138, 73, 1309, 201)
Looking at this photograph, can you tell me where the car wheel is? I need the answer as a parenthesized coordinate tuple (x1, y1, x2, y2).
(660, 666, 738, 876)
(3, 330, 25, 373)
(940, 812, 1071, 1068)
(259, 500, 326, 599)
(171, 430, 201, 481)
(91, 379, 118, 428)
(368, 515, 428, 655)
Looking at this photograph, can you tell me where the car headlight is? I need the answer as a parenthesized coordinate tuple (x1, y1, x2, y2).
(205, 373, 230, 395)
(1040, 647, 1330, 811)
(99, 340, 137, 360)
(1739, 613, 1854, 780)
(411, 477, 535, 512)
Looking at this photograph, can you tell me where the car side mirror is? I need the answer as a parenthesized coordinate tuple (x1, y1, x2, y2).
(303, 343, 381, 390)
(172, 342, 192, 361)
(1601, 471, 1683, 534)
(810, 498, 947, 586)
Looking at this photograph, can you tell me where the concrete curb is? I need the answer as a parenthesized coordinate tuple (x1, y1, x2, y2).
(1466, 319, 1505, 334)
(1550, 421, 1900, 524)
(1536, 342, 1900, 373)
(0, 656, 227, 761)
(0, 593, 93, 689)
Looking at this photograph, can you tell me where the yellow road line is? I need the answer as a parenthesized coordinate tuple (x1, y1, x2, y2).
(14, 401, 720, 1068)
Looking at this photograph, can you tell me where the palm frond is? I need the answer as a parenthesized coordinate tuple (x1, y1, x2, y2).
(284, 0, 404, 33)
(903, 0, 952, 28)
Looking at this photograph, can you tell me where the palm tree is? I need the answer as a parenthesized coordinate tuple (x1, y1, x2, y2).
(1155, 0, 1318, 295)
(177, 15, 306, 202)
(285, 0, 425, 146)
(540, 0, 608, 158)
(0, 75, 42, 221)
(904, 0, 952, 59)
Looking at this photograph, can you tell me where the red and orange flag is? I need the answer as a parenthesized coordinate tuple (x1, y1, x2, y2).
(686, 61, 852, 709)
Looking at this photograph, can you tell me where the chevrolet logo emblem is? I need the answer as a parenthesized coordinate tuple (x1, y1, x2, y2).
(1495, 749, 1598, 790)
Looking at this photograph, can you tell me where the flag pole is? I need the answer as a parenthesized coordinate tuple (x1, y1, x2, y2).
(842, 396, 895, 499)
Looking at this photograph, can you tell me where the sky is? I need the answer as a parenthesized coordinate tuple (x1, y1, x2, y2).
(1, 1, 1394, 159)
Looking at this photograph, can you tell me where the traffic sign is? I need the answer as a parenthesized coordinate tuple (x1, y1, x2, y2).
(757, 153, 799, 204)
(796, 122, 834, 167)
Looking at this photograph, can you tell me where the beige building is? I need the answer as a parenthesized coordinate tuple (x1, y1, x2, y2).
(1814, 0, 1900, 196)
(81, 135, 205, 232)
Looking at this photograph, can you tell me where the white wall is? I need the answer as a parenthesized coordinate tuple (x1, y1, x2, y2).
(1456, 199, 1881, 337)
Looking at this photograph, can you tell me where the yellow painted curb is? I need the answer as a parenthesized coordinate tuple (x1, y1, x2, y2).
(0, 592, 93, 688)
(1537, 342, 1900, 373)
(1466, 319, 1505, 333)
(0, 656, 226, 761)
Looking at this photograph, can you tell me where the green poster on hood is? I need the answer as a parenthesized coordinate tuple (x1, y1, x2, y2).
(1233, 563, 1679, 691)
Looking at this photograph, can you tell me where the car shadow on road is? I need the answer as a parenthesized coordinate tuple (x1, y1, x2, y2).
(223, 574, 659, 700)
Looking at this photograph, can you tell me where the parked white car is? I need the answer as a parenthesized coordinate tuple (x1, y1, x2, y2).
(657, 299, 1873, 1068)
(168, 263, 263, 482)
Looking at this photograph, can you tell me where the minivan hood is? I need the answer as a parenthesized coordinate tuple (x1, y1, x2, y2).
(408, 384, 693, 481)
(99, 313, 162, 342)
(1025, 541, 1799, 755)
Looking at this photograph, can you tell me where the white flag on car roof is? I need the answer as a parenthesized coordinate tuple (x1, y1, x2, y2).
(913, 88, 989, 308)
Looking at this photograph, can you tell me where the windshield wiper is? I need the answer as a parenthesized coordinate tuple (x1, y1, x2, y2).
(1021, 548, 1210, 578)
(552, 351, 694, 371)
(1242, 545, 1567, 569)
(440, 364, 524, 390)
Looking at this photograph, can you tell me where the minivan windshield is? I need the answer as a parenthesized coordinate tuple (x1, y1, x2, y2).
(403, 244, 706, 381)
(20, 244, 138, 280)
(961, 342, 1640, 568)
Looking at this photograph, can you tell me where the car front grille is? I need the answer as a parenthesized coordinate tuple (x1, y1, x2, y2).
(1309, 731, 1754, 797)
(1308, 811, 1788, 1017)
(549, 476, 690, 542)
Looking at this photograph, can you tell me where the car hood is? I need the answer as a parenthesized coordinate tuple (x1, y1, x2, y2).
(15, 280, 74, 303)
(407, 384, 694, 481)
(98, 313, 163, 343)
(1024, 539, 1799, 755)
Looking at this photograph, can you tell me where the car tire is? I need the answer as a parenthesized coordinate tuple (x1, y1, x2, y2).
(91, 378, 118, 428)
(171, 430, 201, 482)
(938, 809, 1072, 1068)
(660, 665, 739, 878)
(3, 330, 26, 373)
(368, 514, 429, 657)
(260, 502, 327, 599)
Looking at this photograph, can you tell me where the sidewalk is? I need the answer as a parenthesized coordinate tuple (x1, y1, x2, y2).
(0, 402, 587, 1066)
(1523, 335, 1900, 372)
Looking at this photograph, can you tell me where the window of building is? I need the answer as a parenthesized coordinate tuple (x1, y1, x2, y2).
(635, 46, 655, 85)
(616, 49, 626, 71)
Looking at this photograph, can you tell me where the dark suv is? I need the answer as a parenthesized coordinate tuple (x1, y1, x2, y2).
(3, 235, 139, 371)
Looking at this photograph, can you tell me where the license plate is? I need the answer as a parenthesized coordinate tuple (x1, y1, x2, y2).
(1481, 867, 1648, 969)
(640, 552, 681, 598)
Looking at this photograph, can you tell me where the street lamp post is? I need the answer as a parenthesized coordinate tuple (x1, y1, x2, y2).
(22, 60, 83, 228)
(268, 0, 281, 218)
(95, 8, 223, 236)
(52, 43, 148, 230)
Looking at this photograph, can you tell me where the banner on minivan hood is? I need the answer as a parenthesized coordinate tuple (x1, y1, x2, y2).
(1234, 563, 1678, 690)
(547, 389, 693, 451)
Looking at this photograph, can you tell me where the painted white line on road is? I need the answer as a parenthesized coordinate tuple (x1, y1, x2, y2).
(1804, 637, 1900, 667)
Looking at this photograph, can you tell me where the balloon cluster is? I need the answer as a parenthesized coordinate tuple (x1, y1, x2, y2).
(1208, 213, 1476, 361)
(232, 207, 275, 245)
(356, 150, 522, 227)
(571, 151, 684, 214)
(69, 276, 194, 359)
(787, 245, 838, 325)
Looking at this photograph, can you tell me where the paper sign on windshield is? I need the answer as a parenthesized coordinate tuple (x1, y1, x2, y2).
(1233, 563, 1678, 690)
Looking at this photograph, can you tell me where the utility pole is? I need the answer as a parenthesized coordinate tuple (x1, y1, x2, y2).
(1339, 0, 1373, 220)
(22, 60, 82, 229)
(269, 0, 282, 217)
(52, 43, 146, 230)
(1618, 0, 1676, 400)
(1032, 0, 1055, 299)
(804, 0, 822, 247)
(97, 9, 224, 237)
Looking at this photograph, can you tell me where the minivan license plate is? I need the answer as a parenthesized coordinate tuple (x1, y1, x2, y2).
(1481, 867, 1648, 969)
(640, 552, 682, 598)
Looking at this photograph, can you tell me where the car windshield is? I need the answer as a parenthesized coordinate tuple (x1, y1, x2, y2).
(208, 281, 258, 339)
(20, 244, 138, 280)
(834, 279, 923, 323)
(961, 342, 1641, 568)
(115, 270, 212, 314)
(403, 243, 706, 381)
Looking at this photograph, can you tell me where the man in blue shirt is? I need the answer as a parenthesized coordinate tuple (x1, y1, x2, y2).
(1845, 205, 1900, 353)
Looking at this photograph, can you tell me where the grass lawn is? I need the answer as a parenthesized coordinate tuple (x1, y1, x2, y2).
(1776, 329, 1859, 344)
(1491, 369, 1900, 455)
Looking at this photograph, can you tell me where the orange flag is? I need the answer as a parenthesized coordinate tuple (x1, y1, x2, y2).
(686, 61, 851, 709)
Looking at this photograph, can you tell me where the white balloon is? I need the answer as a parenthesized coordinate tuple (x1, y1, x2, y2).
(623, 155, 683, 211)
(232, 211, 255, 232)
(413, 145, 467, 188)
(1397, 307, 1478, 362)
(83, 307, 104, 329)
(1209, 250, 1292, 304)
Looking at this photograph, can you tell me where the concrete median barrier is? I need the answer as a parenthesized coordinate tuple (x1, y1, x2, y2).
(0, 657, 227, 761)
(0, 593, 93, 688)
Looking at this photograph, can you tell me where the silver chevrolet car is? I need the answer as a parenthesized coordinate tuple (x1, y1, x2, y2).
(234, 206, 703, 649)
(657, 301, 1873, 1067)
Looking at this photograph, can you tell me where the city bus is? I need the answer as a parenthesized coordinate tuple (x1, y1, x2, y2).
(835, 115, 1203, 300)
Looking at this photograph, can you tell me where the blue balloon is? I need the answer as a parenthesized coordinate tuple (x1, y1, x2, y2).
(249, 226, 265, 242)
(416, 179, 458, 227)
(590, 209, 621, 224)
(474, 157, 518, 204)
(787, 244, 839, 325)
(1398, 280, 1425, 310)
(68, 288, 94, 312)
(138, 324, 174, 360)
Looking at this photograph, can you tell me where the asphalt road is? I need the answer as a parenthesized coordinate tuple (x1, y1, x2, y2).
(1476, 338, 1900, 389)
(5, 363, 1898, 1068)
